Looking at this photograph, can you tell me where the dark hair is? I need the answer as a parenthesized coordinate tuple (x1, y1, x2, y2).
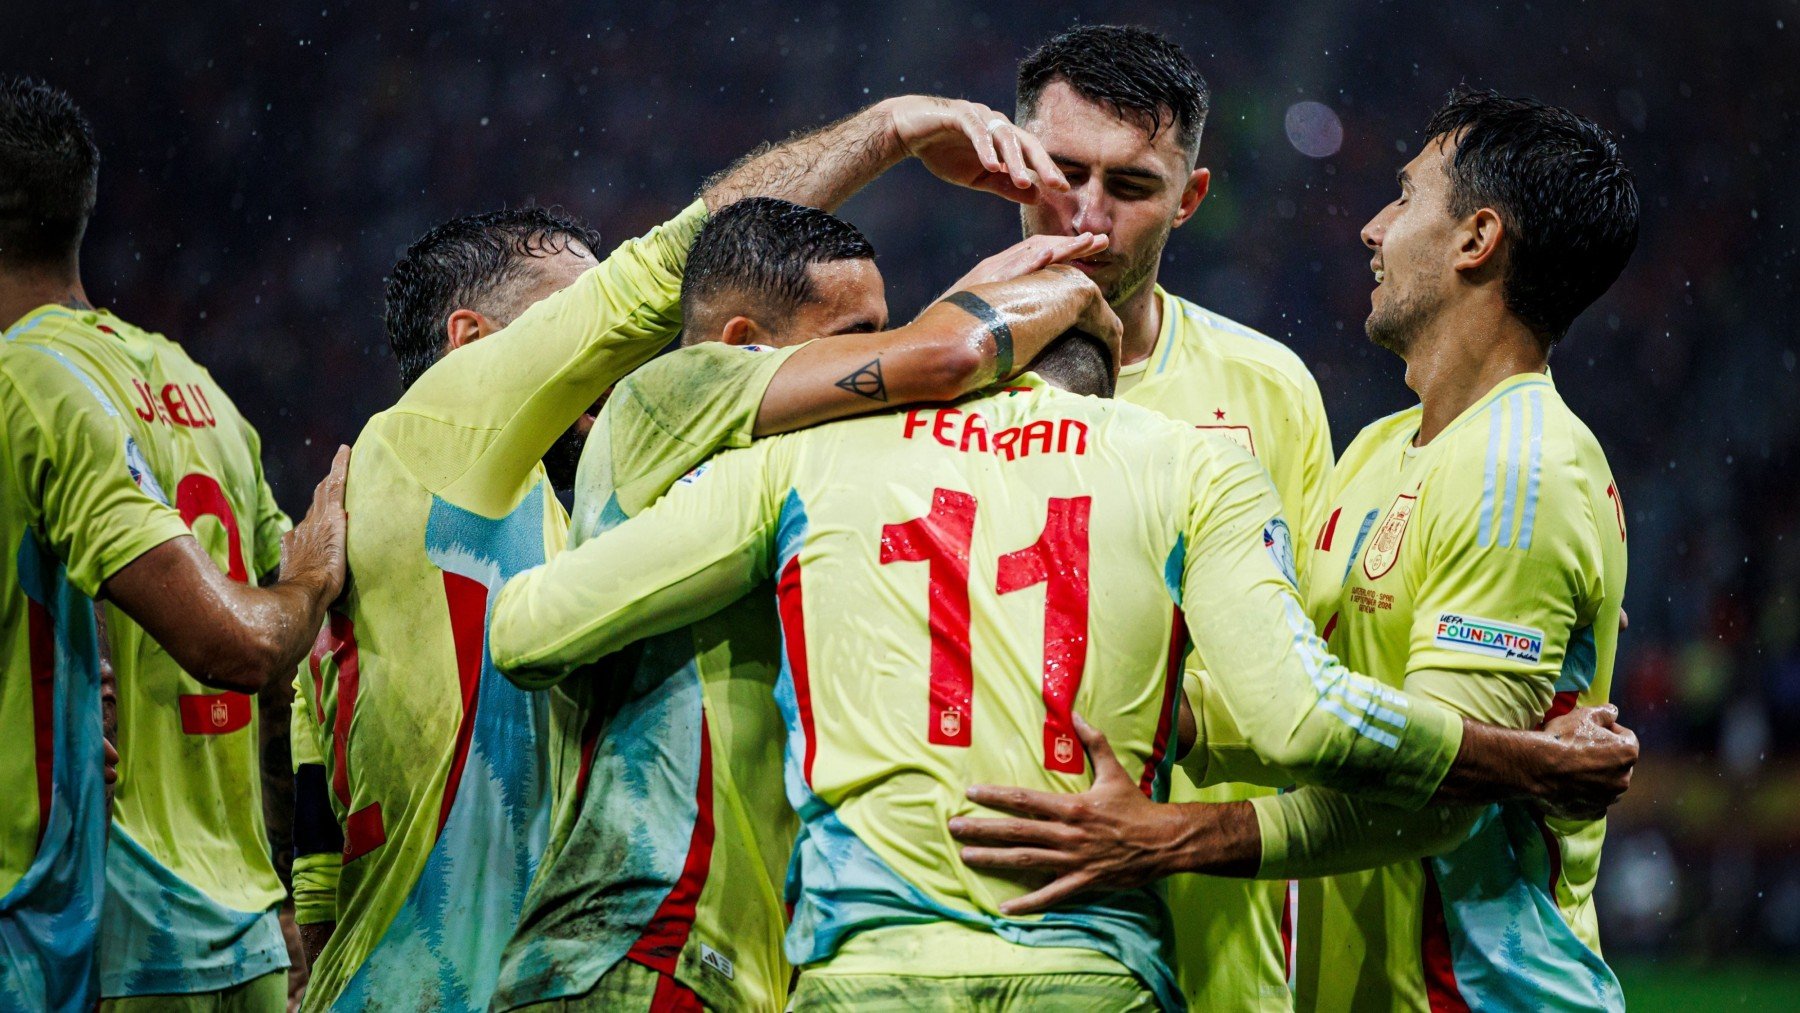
(1424, 86, 1639, 344)
(1017, 25, 1209, 155)
(1029, 328, 1115, 398)
(383, 207, 602, 388)
(680, 197, 874, 337)
(0, 77, 100, 267)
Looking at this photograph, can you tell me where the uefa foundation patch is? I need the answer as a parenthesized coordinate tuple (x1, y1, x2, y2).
(1433, 613, 1544, 663)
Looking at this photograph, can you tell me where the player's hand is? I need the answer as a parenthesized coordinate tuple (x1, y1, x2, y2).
(283, 445, 350, 605)
(1065, 269, 1126, 375)
(1537, 704, 1638, 820)
(883, 96, 1068, 204)
(943, 234, 1110, 294)
(951, 714, 1188, 914)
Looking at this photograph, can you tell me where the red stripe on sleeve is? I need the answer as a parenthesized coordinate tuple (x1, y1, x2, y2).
(627, 713, 715, 975)
(777, 555, 817, 786)
(437, 570, 490, 831)
(1138, 606, 1188, 796)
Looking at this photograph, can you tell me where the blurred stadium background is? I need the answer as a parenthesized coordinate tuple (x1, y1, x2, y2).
(16, 1, 1798, 1007)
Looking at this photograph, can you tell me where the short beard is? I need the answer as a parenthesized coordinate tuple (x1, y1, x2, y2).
(1103, 222, 1171, 306)
(1365, 285, 1438, 355)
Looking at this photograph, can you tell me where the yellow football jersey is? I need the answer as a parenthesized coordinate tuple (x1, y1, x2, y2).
(1123, 286, 1332, 1011)
(5, 306, 293, 998)
(492, 340, 800, 1012)
(491, 377, 1466, 1013)
(300, 202, 703, 1012)
(1288, 373, 1627, 1012)
(0, 330, 191, 1012)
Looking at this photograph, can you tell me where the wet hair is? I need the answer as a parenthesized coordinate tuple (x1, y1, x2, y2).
(382, 207, 603, 388)
(1029, 327, 1115, 398)
(1017, 25, 1210, 156)
(0, 76, 100, 267)
(1424, 86, 1639, 344)
(679, 197, 874, 341)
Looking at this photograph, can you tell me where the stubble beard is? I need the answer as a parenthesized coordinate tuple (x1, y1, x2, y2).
(1365, 281, 1438, 356)
(1102, 221, 1172, 307)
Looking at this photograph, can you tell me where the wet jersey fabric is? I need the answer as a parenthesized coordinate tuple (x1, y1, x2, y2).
(1121, 287, 1332, 1012)
(490, 379, 1467, 1013)
(5, 306, 294, 998)
(0, 324, 191, 1012)
(299, 202, 704, 1012)
(1287, 373, 1627, 1012)
(492, 340, 799, 1012)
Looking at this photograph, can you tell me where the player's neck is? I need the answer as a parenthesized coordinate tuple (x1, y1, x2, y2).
(0, 261, 90, 332)
(1115, 272, 1162, 368)
(1403, 303, 1546, 447)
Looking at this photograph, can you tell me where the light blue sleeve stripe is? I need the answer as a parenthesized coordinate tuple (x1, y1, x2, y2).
(1498, 392, 1524, 548)
(1518, 389, 1545, 550)
(1478, 400, 1503, 547)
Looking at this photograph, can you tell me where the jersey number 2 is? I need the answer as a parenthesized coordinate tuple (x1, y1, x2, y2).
(880, 488, 1091, 773)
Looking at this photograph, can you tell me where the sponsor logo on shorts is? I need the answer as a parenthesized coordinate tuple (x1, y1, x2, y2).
(1433, 613, 1544, 663)
(676, 462, 711, 486)
(699, 943, 735, 980)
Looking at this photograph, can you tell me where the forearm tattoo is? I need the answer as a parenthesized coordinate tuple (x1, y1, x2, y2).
(834, 357, 888, 402)
(944, 291, 1014, 379)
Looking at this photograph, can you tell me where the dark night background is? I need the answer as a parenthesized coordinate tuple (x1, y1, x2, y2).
(13, 0, 1799, 1002)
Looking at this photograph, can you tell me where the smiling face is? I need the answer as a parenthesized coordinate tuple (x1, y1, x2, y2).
(1360, 138, 1466, 354)
(1017, 81, 1208, 307)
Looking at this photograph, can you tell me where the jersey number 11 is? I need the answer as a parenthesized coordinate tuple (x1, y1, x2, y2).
(880, 488, 1090, 774)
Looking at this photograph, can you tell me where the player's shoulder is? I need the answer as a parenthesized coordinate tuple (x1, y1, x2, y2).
(612, 341, 784, 416)
(1422, 375, 1607, 542)
(1338, 404, 1421, 467)
(1160, 288, 1321, 397)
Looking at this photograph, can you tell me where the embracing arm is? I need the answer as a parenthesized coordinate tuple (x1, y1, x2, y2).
(489, 442, 782, 689)
(101, 447, 349, 693)
(754, 260, 1121, 436)
(703, 95, 1065, 213)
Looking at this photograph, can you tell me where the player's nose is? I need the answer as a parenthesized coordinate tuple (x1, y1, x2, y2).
(1360, 212, 1384, 251)
(1070, 191, 1113, 237)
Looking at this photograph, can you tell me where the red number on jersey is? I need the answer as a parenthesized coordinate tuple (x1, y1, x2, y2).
(881, 489, 1096, 772)
(175, 473, 248, 582)
(997, 496, 1092, 773)
(880, 489, 977, 747)
(175, 473, 253, 735)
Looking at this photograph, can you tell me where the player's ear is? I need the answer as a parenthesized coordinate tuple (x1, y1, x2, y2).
(1172, 167, 1210, 229)
(444, 308, 493, 353)
(1453, 206, 1504, 276)
(718, 315, 771, 347)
